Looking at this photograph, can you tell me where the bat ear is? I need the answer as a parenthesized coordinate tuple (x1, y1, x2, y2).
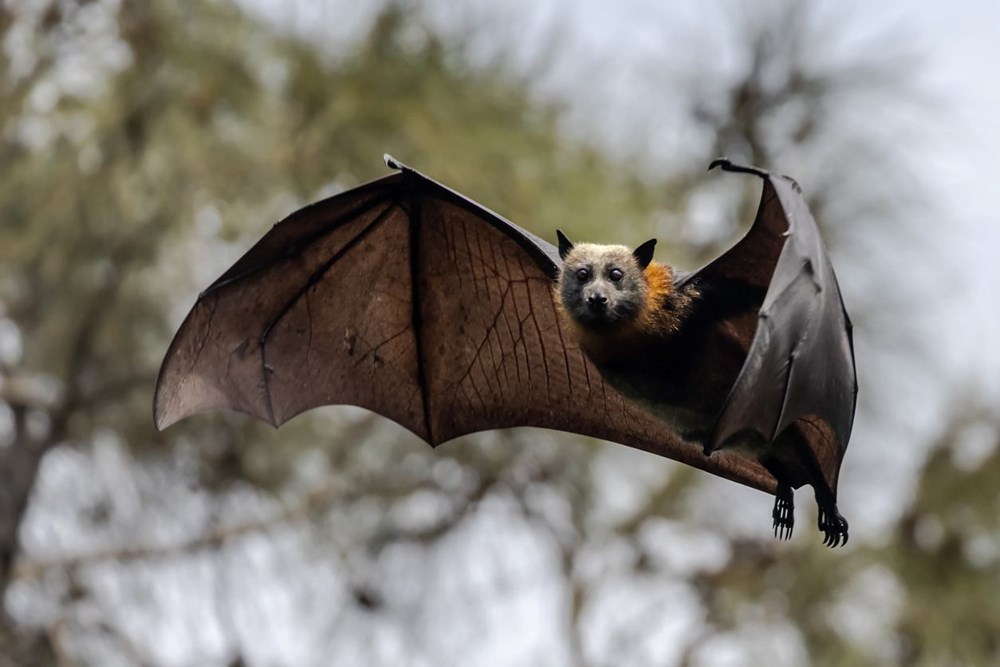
(633, 238, 657, 269)
(556, 229, 574, 260)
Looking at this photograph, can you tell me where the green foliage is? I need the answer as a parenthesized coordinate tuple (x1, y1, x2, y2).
(884, 414, 1000, 666)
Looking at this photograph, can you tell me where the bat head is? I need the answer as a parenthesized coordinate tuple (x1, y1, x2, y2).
(556, 232, 657, 330)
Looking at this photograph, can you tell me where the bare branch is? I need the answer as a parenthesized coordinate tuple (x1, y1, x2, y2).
(13, 477, 341, 582)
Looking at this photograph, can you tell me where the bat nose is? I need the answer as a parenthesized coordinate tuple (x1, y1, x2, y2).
(587, 293, 609, 312)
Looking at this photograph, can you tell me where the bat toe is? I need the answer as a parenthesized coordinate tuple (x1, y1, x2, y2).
(771, 484, 795, 540)
(818, 504, 849, 548)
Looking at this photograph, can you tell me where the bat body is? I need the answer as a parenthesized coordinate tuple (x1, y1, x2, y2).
(555, 238, 751, 444)
(155, 156, 857, 546)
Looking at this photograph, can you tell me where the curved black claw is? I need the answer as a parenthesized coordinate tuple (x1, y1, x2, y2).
(818, 505, 849, 548)
(771, 484, 795, 540)
(708, 157, 770, 179)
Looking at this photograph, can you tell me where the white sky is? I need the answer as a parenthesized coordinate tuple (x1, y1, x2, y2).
(910, 2, 1000, 392)
(11, 2, 1000, 665)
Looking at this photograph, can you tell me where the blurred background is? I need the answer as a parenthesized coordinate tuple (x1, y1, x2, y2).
(2, 0, 1000, 665)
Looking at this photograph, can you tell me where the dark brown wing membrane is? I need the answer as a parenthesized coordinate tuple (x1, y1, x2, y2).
(154, 157, 777, 494)
(679, 159, 857, 494)
(153, 174, 420, 431)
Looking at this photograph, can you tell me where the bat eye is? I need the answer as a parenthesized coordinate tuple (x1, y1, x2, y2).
(575, 268, 590, 282)
(609, 268, 624, 282)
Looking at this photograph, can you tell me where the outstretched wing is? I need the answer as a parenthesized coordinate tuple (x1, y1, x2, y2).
(155, 156, 778, 494)
(679, 159, 858, 494)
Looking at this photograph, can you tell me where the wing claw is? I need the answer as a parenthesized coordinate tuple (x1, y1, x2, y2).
(383, 153, 404, 170)
(708, 157, 771, 179)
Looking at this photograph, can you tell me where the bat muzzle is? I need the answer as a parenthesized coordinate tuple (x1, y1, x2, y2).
(586, 293, 609, 314)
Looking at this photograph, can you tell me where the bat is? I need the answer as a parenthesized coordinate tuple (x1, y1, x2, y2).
(154, 155, 857, 546)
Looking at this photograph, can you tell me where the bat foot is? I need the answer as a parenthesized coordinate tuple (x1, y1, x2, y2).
(818, 504, 849, 548)
(771, 484, 794, 540)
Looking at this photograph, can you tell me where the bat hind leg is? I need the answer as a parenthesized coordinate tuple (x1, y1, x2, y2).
(817, 497, 849, 548)
(772, 483, 794, 540)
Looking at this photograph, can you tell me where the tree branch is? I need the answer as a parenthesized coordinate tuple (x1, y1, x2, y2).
(13, 477, 341, 582)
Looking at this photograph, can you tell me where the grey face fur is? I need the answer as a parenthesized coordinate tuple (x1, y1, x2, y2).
(558, 243, 649, 329)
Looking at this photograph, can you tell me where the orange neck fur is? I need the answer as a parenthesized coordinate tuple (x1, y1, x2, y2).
(635, 262, 677, 336)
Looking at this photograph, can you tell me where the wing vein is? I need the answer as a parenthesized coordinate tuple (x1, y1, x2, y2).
(258, 198, 399, 425)
(409, 187, 434, 444)
(207, 193, 391, 294)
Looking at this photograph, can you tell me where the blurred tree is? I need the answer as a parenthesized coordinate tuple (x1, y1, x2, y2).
(0, 0, 672, 663)
(0, 0, 981, 666)
(885, 410, 1000, 666)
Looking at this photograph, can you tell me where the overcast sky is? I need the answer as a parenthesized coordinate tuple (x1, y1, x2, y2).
(10, 2, 1000, 664)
